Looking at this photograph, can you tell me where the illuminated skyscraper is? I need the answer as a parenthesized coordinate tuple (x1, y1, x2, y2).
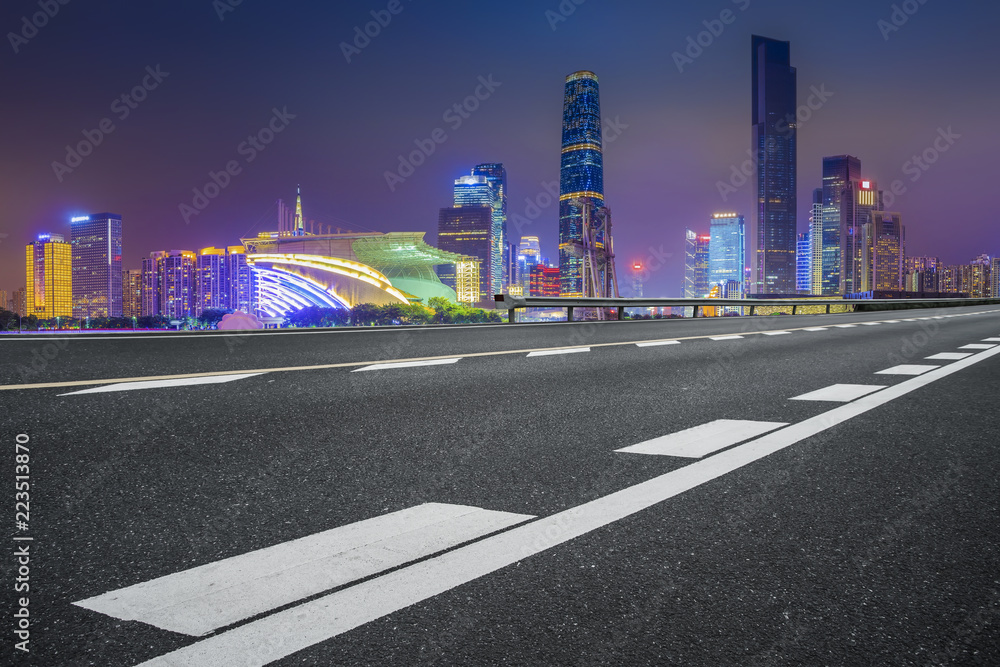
(708, 213, 746, 294)
(0, 290, 7, 311)
(152, 250, 197, 319)
(70, 213, 123, 318)
(472, 163, 508, 291)
(969, 254, 992, 298)
(844, 179, 882, 294)
(122, 269, 142, 319)
(196, 248, 228, 315)
(992, 257, 1000, 298)
(437, 206, 492, 302)
(860, 212, 904, 292)
(226, 246, 256, 313)
(796, 232, 812, 293)
(141, 251, 166, 317)
(684, 229, 711, 298)
(25, 233, 72, 319)
(819, 156, 860, 295)
(809, 188, 825, 295)
(751, 36, 796, 294)
(559, 70, 604, 296)
(453, 172, 501, 295)
(12, 287, 26, 317)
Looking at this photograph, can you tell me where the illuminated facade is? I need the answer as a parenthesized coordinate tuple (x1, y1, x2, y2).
(455, 259, 482, 304)
(70, 213, 123, 318)
(141, 252, 165, 317)
(470, 164, 508, 292)
(708, 213, 746, 295)
(437, 206, 492, 301)
(25, 234, 72, 319)
(797, 232, 812, 293)
(751, 36, 797, 294)
(559, 71, 604, 296)
(195, 248, 227, 315)
(861, 212, 904, 292)
(969, 254, 992, 298)
(809, 188, 824, 295)
(818, 156, 860, 295)
(992, 257, 1000, 298)
(161, 251, 197, 319)
(12, 288, 27, 317)
(684, 230, 711, 298)
(226, 246, 256, 313)
(529, 264, 560, 297)
(122, 269, 142, 318)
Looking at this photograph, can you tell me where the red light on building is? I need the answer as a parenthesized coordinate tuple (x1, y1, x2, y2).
(632, 261, 642, 271)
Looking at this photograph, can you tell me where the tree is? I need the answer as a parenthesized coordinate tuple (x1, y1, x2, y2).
(136, 315, 169, 329)
(350, 303, 380, 326)
(198, 308, 232, 329)
(284, 306, 349, 328)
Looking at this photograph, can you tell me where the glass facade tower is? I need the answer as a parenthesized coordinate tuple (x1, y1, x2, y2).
(708, 214, 746, 294)
(559, 71, 604, 297)
(472, 163, 508, 293)
(71, 213, 123, 318)
(26, 233, 72, 319)
(750, 36, 797, 294)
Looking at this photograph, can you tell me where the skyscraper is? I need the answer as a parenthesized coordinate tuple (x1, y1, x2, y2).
(226, 246, 256, 314)
(141, 251, 166, 317)
(25, 233, 72, 319)
(559, 70, 604, 297)
(122, 269, 142, 319)
(860, 212, 905, 292)
(751, 36, 797, 294)
(70, 213, 123, 318)
(159, 251, 196, 319)
(437, 206, 492, 302)
(708, 213, 746, 294)
(809, 188, 825, 295)
(684, 229, 711, 298)
(453, 172, 501, 295)
(196, 248, 228, 315)
(12, 287, 26, 317)
(818, 156, 860, 294)
(472, 163, 508, 292)
(844, 178, 882, 294)
(992, 257, 1000, 298)
(796, 232, 812, 293)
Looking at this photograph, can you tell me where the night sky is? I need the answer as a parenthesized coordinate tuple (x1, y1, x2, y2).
(1, 0, 997, 298)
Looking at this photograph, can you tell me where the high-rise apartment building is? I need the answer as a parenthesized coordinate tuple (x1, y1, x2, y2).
(969, 254, 992, 298)
(750, 36, 797, 294)
(122, 269, 142, 319)
(684, 229, 711, 298)
(708, 214, 746, 295)
(992, 257, 1000, 298)
(70, 213, 123, 318)
(12, 288, 27, 317)
(196, 248, 228, 315)
(437, 206, 492, 302)
(26, 233, 73, 319)
(860, 212, 905, 292)
(559, 71, 604, 297)
(0, 290, 7, 311)
(141, 251, 166, 317)
(226, 246, 256, 314)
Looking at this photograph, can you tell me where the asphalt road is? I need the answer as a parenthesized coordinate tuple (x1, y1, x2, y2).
(2, 306, 999, 666)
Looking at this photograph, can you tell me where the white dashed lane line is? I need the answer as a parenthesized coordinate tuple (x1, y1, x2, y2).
(526, 347, 590, 357)
(876, 365, 940, 376)
(352, 359, 462, 372)
(789, 384, 886, 402)
(57, 374, 264, 396)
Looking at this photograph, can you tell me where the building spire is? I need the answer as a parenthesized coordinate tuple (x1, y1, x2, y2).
(295, 184, 304, 234)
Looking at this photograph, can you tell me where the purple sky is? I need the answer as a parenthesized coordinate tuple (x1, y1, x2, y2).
(2, 0, 998, 298)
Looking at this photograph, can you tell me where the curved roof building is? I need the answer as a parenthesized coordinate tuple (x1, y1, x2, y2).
(242, 231, 466, 316)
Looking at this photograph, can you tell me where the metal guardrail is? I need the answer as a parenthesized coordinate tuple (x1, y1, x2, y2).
(493, 294, 1000, 323)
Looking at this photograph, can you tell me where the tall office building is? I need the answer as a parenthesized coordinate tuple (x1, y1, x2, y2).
(808, 188, 825, 295)
(453, 172, 501, 296)
(70, 213, 123, 318)
(796, 232, 812, 293)
(750, 36, 797, 294)
(437, 206, 492, 302)
(122, 269, 142, 319)
(226, 246, 256, 314)
(969, 254, 992, 298)
(818, 156, 860, 295)
(196, 248, 228, 315)
(708, 214, 746, 294)
(559, 71, 604, 297)
(860, 212, 904, 292)
(684, 229, 711, 298)
(530, 264, 560, 297)
(472, 163, 508, 292)
(25, 233, 72, 319)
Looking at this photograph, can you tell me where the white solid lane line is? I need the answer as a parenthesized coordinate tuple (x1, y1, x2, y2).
(635, 341, 681, 347)
(876, 365, 940, 376)
(981, 338, 1000, 342)
(136, 343, 1000, 667)
(710, 335, 743, 341)
(76, 504, 533, 637)
(959, 344, 997, 350)
(926, 353, 973, 361)
(58, 374, 264, 396)
(352, 359, 461, 372)
(526, 347, 590, 357)
(615, 420, 787, 459)
(789, 384, 887, 403)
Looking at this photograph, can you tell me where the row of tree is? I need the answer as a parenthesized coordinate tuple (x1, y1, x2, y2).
(0, 299, 502, 331)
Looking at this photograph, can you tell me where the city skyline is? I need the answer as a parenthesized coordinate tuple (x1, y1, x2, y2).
(2, 1, 998, 299)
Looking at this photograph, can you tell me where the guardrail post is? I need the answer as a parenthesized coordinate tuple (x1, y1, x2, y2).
(617, 307, 624, 321)
(693, 306, 700, 318)
(792, 305, 798, 315)
(508, 308, 515, 324)
(750, 305, 756, 316)
(826, 304, 831, 314)
(567, 306, 574, 322)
